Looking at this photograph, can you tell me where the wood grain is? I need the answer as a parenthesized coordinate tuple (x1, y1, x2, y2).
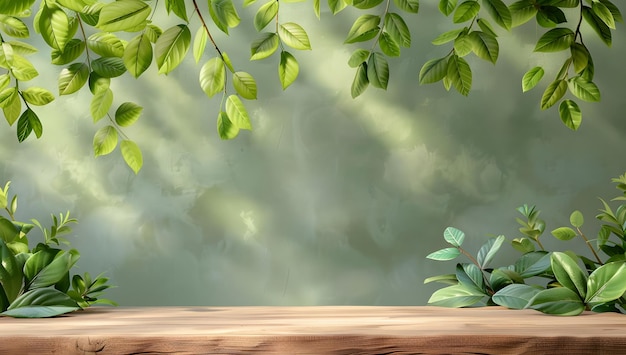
(1, 306, 626, 354)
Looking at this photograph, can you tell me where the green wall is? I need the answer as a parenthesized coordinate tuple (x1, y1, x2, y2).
(1, 3, 625, 306)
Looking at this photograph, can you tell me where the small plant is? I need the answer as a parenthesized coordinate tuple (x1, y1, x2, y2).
(0, 181, 116, 318)
(425, 173, 626, 316)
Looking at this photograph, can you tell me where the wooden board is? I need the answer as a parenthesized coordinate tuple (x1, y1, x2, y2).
(1, 306, 626, 354)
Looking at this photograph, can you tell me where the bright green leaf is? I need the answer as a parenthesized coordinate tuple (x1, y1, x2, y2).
(570, 43, 589, 74)
(367, 52, 389, 89)
(419, 56, 449, 84)
(468, 31, 499, 64)
(90, 88, 113, 122)
(551, 226, 577, 241)
(351, 62, 369, 98)
(123, 33, 153, 78)
(559, 99, 582, 130)
(155, 24, 191, 74)
(427, 284, 485, 307)
(528, 287, 584, 315)
(193, 26, 208, 64)
(120, 140, 143, 174)
(586, 261, 626, 304)
(426, 247, 461, 261)
(551, 252, 587, 298)
(393, 0, 419, 13)
(279, 22, 312, 50)
(250, 32, 279, 60)
(438, 0, 458, 16)
(540, 79, 567, 110)
(344, 15, 380, 44)
(278, 51, 299, 90)
(379, 32, 400, 57)
(592, 1, 616, 29)
(92, 57, 126, 78)
(482, 0, 512, 30)
(233, 71, 258, 99)
(226, 95, 252, 130)
(522, 66, 544, 92)
(199, 57, 226, 98)
(10, 55, 38, 81)
(453, 0, 480, 23)
(58, 62, 89, 95)
(21, 87, 55, 106)
(534, 27, 574, 52)
(348, 49, 370, 68)
(115, 102, 143, 127)
(217, 111, 239, 140)
(254, 0, 278, 32)
(87, 32, 124, 58)
(432, 28, 465, 45)
(93, 125, 118, 157)
(492, 284, 540, 309)
(447, 54, 472, 96)
(568, 77, 601, 102)
(477, 235, 505, 269)
(384, 13, 411, 47)
(50, 38, 85, 65)
(96, 0, 150, 32)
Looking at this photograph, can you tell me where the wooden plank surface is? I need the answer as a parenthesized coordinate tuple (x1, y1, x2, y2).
(1, 306, 626, 354)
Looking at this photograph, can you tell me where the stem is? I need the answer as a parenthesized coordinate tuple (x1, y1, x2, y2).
(535, 238, 545, 251)
(192, 0, 224, 59)
(577, 227, 603, 265)
(459, 247, 494, 295)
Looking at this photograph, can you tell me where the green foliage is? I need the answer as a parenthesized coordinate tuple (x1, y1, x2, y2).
(0, 181, 115, 318)
(426, 173, 626, 316)
(0, 0, 623, 173)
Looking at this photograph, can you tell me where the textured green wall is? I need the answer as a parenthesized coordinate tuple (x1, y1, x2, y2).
(1, 3, 625, 306)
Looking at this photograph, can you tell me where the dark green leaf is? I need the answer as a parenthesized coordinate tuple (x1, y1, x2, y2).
(384, 13, 411, 47)
(468, 30, 499, 63)
(439, 0, 458, 16)
(510, 0, 538, 28)
(351, 62, 369, 98)
(393, 0, 419, 13)
(540, 79, 567, 110)
(482, 0, 512, 29)
(446, 54, 472, 96)
(453, 0, 480, 23)
(582, 6, 612, 46)
(559, 99, 582, 130)
(534, 27, 574, 52)
(570, 43, 589, 74)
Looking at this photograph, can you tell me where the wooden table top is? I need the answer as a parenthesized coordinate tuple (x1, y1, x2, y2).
(1, 306, 626, 354)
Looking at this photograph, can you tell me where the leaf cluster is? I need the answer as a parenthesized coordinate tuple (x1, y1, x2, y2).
(0, 0, 623, 173)
(425, 172, 626, 316)
(0, 181, 115, 318)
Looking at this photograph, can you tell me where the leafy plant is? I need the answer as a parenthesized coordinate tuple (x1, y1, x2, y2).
(0, 0, 622, 173)
(0, 181, 115, 318)
(425, 172, 626, 316)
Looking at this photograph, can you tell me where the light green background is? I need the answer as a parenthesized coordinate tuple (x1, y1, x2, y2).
(1, 3, 625, 306)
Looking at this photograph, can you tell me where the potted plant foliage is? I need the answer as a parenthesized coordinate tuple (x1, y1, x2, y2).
(425, 173, 626, 316)
(0, 181, 115, 318)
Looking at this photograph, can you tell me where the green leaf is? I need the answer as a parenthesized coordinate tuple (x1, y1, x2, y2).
(155, 24, 191, 74)
(328, 0, 348, 14)
(384, 13, 411, 47)
(570, 43, 589, 74)
(592, 1, 615, 29)
(537, 6, 567, 28)
(0, 240, 22, 303)
(226, 95, 252, 130)
(522, 66, 544, 92)
(351, 62, 369, 98)
(443, 226, 465, 247)
(222, 52, 235, 73)
(279, 22, 312, 50)
(1, 87, 20, 125)
(7, 40, 37, 57)
(367, 52, 389, 89)
(233, 71, 258, 99)
(25, 249, 79, 290)
(569, 210, 584, 228)
(482, 0, 512, 30)
(453, 32, 472, 57)
(456, 263, 484, 291)
(345, 15, 381, 44)
(348, 49, 370, 68)
(534, 27, 574, 52)
(211, 0, 241, 30)
(21, 87, 55, 106)
(468, 30, 498, 63)
(165, 0, 188, 22)
(419, 56, 448, 84)
(38, 4, 71, 51)
(250, 32, 279, 60)
(476, 18, 498, 37)
(0, 75, 9, 92)
(254, 0, 278, 32)
(278, 51, 299, 90)
(426, 247, 461, 261)
(1, 305, 79, 318)
(217, 111, 239, 140)
(7, 287, 78, 311)
(427, 284, 485, 307)
(439, 0, 458, 16)
(510, 0, 537, 27)
(511, 237, 535, 253)
(115, 102, 143, 127)
(393, 0, 419, 13)
(314, 0, 321, 18)
(551, 226, 577, 241)
(92, 57, 126, 78)
(89, 72, 110, 95)
(10, 54, 38, 81)
(476, 235, 505, 269)
(0, 0, 36, 16)
(58, 62, 89, 95)
(568, 77, 601, 102)
(87, 32, 124, 58)
(582, 7, 611, 46)
(540, 79, 567, 110)
(586, 261, 626, 304)
(90, 88, 113, 122)
(447, 54, 472, 96)
(453, 0, 480, 23)
(145, 24, 163, 43)
(514, 251, 550, 278)
(93, 125, 118, 157)
(120, 140, 143, 174)
(528, 287, 584, 315)
(96, 0, 150, 32)
(193, 26, 208, 64)
(199, 57, 226, 98)
(353, 0, 384, 9)
(551, 252, 587, 298)
(0, 15, 30, 38)
(379, 32, 400, 57)
(423, 273, 458, 285)
(17, 107, 42, 141)
(492, 284, 540, 309)
(50, 38, 85, 65)
(432, 28, 465, 45)
(599, 0, 622, 22)
(124, 33, 153, 78)
(559, 100, 582, 130)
